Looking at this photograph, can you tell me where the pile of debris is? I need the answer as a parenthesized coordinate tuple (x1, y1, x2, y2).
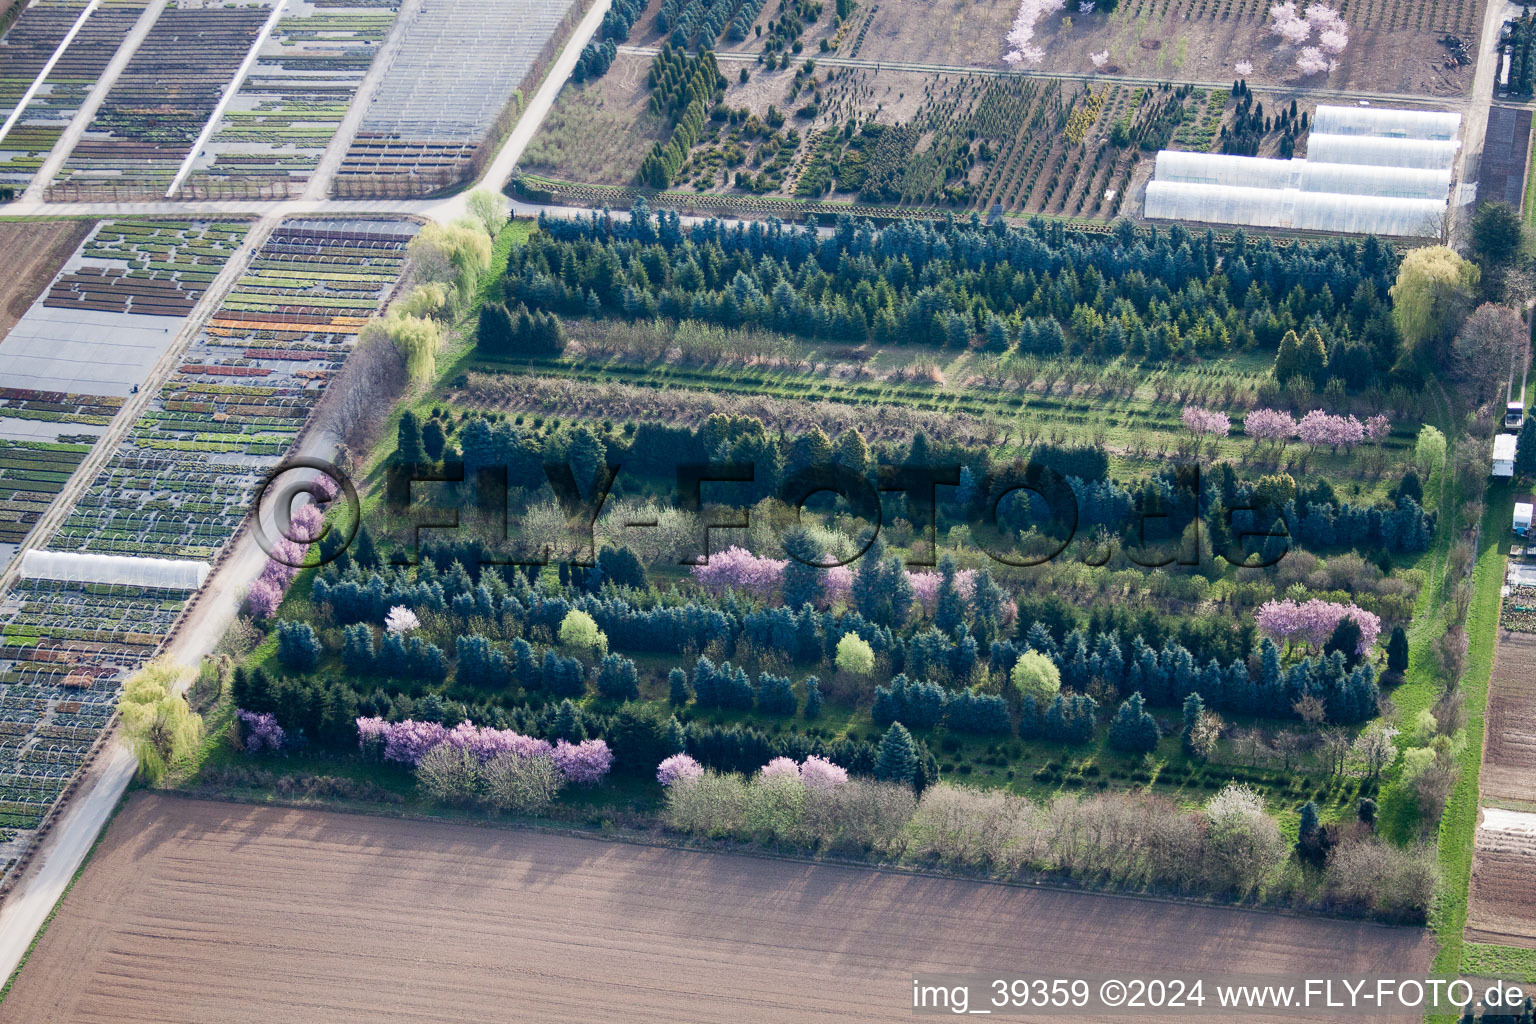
(1440, 34, 1471, 67)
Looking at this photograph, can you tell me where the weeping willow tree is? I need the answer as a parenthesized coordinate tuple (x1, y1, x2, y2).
(408, 220, 492, 312)
(465, 188, 509, 239)
(1389, 246, 1479, 363)
(380, 311, 443, 383)
(393, 281, 450, 320)
(118, 659, 202, 785)
(369, 216, 489, 387)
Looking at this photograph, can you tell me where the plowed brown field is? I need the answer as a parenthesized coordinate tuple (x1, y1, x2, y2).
(1467, 623, 1536, 949)
(0, 794, 1435, 1023)
(0, 220, 94, 341)
(1484, 629, 1536, 808)
(1467, 808, 1536, 949)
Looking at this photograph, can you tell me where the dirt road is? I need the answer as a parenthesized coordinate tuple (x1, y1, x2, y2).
(0, 795, 1436, 1024)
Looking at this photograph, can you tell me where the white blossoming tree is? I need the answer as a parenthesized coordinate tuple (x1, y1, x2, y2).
(385, 605, 420, 635)
(1003, 0, 1066, 64)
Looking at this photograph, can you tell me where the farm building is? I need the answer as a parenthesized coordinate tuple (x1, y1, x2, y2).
(1494, 433, 1518, 477)
(1144, 105, 1460, 237)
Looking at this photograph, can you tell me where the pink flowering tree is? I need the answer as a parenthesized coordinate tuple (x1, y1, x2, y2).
(799, 756, 848, 789)
(657, 753, 704, 787)
(1295, 46, 1330, 75)
(1306, 3, 1348, 37)
(1244, 408, 1298, 445)
(442, 721, 553, 763)
(356, 716, 388, 758)
(237, 710, 285, 753)
(907, 571, 940, 611)
(1297, 410, 1366, 451)
(1182, 406, 1231, 438)
(374, 719, 448, 765)
(1254, 598, 1381, 654)
(357, 717, 559, 769)
(1270, 2, 1348, 71)
(552, 738, 613, 785)
(243, 503, 324, 618)
(245, 578, 282, 620)
(906, 567, 977, 616)
(691, 546, 786, 599)
(1363, 414, 1391, 442)
(760, 756, 801, 780)
(821, 564, 854, 608)
(1270, 1, 1312, 43)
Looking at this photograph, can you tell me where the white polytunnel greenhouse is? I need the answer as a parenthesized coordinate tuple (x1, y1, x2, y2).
(1143, 104, 1459, 237)
(19, 550, 210, 590)
(1310, 104, 1461, 141)
(1297, 161, 1450, 200)
(1304, 133, 1459, 171)
(1143, 181, 1448, 237)
(1153, 151, 1451, 200)
(1154, 151, 1297, 190)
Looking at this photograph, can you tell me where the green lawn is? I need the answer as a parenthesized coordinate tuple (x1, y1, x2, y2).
(1463, 942, 1536, 984)
(1430, 485, 1514, 1004)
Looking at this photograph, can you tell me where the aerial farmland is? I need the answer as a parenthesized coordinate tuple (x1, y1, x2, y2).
(0, 0, 1532, 1019)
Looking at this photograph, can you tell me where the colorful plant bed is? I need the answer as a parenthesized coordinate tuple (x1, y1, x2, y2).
(184, 1, 400, 198)
(0, 218, 419, 869)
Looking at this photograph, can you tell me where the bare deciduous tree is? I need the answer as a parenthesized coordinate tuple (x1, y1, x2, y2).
(1451, 303, 1524, 406)
(1272, 729, 1304, 772)
(1322, 839, 1438, 922)
(1319, 727, 1351, 776)
(1434, 625, 1468, 683)
(1432, 686, 1467, 737)
(1413, 763, 1455, 829)
(1293, 694, 1327, 727)
(314, 331, 407, 453)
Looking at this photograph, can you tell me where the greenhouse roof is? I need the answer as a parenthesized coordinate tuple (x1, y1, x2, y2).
(1311, 104, 1461, 141)
(1144, 181, 1446, 237)
(1153, 151, 1451, 200)
(19, 550, 209, 590)
(1144, 105, 1459, 237)
(1305, 133, 1459, 171)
